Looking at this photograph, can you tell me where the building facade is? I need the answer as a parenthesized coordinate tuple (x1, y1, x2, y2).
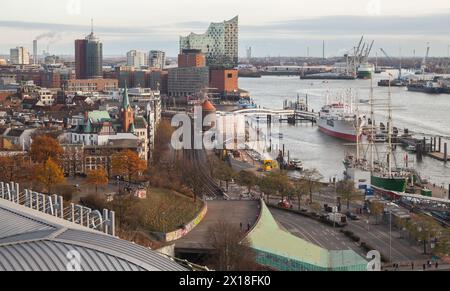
(179, 16, 238, 68)
(168, 67, 209, 98)
(127, 50, 147, 68)
(148, 50, 166, 69)
(75, 29, 103, 79)
(66, 79, 118, 93)
(10, 47, 30, 65)
(178, 49, 206, 68)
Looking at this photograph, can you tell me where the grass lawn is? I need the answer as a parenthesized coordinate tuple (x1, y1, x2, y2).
(140, 187, 204, 233)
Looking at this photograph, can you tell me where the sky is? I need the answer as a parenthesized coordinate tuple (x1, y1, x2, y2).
(1, 0, 450, 57)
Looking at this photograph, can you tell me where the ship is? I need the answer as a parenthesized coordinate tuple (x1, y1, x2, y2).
(317, 102, 364, 142)
(357, 63, 375, 79)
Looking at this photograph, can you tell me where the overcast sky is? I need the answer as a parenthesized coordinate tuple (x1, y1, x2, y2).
(1, 0, 450, 57)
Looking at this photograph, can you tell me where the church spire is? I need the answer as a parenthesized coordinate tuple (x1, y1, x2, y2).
(122, 83, 130, 110)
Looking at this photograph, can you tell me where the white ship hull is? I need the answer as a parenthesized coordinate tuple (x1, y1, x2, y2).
(318, 117, 357, 142)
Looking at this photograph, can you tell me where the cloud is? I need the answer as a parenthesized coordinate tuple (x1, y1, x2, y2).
(1, 13, 450, 56)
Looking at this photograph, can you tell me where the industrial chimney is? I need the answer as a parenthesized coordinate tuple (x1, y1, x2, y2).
(33, 40, 38, 65)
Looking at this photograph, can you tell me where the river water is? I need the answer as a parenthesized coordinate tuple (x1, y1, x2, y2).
(239, 73, 450, 187)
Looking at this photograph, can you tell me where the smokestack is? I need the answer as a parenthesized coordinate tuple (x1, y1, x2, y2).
(33, 40, 38, 65)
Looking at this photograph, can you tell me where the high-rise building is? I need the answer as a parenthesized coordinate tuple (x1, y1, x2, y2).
(148, 50, 166, 69)
(127, 50, 147, 68)
(10, 47, 30, 65)
(180, 16, 238, 68)
(75, 21, 103, 79)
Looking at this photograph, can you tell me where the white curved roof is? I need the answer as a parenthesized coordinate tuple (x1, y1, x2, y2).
(0, 199, 186, 271)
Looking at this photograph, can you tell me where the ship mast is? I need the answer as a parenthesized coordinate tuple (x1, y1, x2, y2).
(370, 75, 375, 172)
(387, 74, 393, 178)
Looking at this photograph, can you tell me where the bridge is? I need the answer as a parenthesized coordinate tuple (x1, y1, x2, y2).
(217, 108, 318, 124)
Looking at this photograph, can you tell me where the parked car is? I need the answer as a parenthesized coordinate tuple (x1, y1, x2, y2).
(345, 211, 359, 221)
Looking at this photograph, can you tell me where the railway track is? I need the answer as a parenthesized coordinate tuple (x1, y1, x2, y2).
(185, 149, 225, 200)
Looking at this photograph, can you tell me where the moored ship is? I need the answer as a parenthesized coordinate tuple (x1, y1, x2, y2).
(317, 102, 363, 142)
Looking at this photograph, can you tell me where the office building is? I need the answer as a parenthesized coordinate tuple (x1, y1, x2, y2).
(148, 50, 165, 69)
(127, 50, 147, 68)
(10, 47, 30, 65)
(180, 16, 238, 68)
(75, 23, 103, 79)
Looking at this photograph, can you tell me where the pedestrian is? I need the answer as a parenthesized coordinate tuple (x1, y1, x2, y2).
(435, 262, 439, 269)
(423, 264, 426, 271)
(247, 223, 251, 232)
(411, 262, 414, 270)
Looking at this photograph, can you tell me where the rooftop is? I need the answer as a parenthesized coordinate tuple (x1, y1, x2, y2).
(0, 198, 186, 271)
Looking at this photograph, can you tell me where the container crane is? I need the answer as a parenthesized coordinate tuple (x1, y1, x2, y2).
(421, 43, 430, 73)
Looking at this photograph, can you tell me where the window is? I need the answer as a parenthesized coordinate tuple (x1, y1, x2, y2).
(227, 73, 233, 78)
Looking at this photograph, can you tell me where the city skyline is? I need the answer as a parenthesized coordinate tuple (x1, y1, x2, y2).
(1, 0, 450, 57)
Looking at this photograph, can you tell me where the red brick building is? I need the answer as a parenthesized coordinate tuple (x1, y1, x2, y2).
(209, 69, 238, 94)
(178, 49, 206, 68)
(75, 39, 88, 79)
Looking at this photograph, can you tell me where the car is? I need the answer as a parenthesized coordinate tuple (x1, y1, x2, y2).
(278, 199, 293, 209)
(345, 212, 359, 221)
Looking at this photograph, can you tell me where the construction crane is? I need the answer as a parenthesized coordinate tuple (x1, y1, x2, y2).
(421, 42, 431, 73)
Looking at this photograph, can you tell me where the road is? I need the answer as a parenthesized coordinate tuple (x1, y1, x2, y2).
(270, 207, 430, 263)
(270, 208, 364, 254)
(175, 200, 260, 253)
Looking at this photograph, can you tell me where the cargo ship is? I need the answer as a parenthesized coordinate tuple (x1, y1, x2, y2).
(317, 102, 363, 142)
(357, 63, 375, 79)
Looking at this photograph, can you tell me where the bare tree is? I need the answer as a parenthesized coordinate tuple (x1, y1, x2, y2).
(207, 221, 258, 271)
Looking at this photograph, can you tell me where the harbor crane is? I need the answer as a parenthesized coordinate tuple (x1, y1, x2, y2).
(421, 42, 431, 73)
(380, 48, 402, 79)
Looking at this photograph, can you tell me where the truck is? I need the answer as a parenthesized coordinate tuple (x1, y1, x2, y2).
(324, 213, 348, 227)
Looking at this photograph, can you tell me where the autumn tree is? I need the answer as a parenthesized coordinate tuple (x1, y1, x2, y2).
(369, 201, 384, 224)
(34, 158, 65, 194)
(30, 135, 63, 165)
(292, 179, 309, 210)
(299, 168, 323, 204)
(111, 150, 147, 183)
(236, 170, 257, 195)
(86, 168, 109, 195)
(336, 180, 364, 210)
(0, 156, 15, 182)
(153, 120, 175, 165)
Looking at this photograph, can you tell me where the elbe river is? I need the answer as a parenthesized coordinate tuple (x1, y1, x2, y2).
(239, 73, 450, 187)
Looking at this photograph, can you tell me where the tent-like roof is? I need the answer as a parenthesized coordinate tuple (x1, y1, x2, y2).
(0, 198, 186, 271)
(247, 201, 368, 271)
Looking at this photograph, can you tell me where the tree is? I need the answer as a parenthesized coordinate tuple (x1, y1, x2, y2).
(236, 170, 257, 195)
(153, 120, 175, 165)
(369, 201, 384, 225)
(0, 156, 15, 182)
(408, 215, 442, 254)
(292, 179, 309, 210)
(182, 159, 206, 202)
(29, 135, 63, 165)
(34, 158, 65, 194)
(434, 228, 450, 258)
(207, 221, 258, 271)
(336, 180, 363, 210)
(258, 174, 277, 203)
(299, 168, 323, 204)
(111, 150, 147, 182)
(215, 162, 236, 191)
(86, 168, 109, 195)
